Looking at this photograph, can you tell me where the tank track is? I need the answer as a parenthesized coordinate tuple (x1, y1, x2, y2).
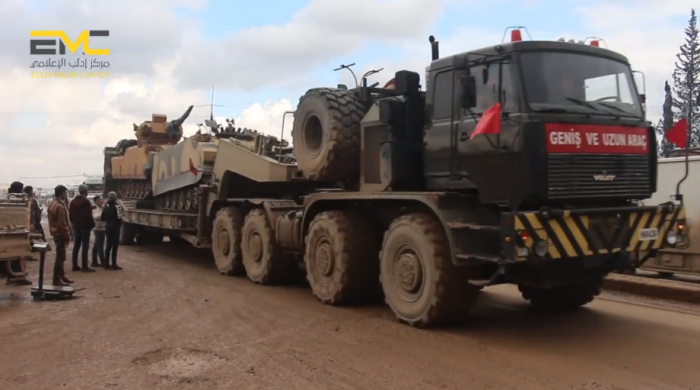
(115, 177, 209, 212)
(154, 186, 200, 212)
(117, 179, 152, 199)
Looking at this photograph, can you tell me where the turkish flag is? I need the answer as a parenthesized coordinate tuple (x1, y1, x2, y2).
(666, 118, 688, 149)
(472, 103, 502, 137)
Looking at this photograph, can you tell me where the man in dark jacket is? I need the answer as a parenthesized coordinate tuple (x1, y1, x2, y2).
(68, 184, 96, 272)
(101, 191, 123, 270)
(48, 185, 74, 286)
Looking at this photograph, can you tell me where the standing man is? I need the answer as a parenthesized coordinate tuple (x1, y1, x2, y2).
(91, 195, 106, 268)
(101, 191, 123, 270)
(24, 186, 45, 241)
(68, 184, 96, 272)
(47, 185, 74, 286)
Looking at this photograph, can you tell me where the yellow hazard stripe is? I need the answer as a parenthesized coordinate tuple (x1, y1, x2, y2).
(513, 206, 685, 260)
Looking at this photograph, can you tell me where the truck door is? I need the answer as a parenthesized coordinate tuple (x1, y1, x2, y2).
(453, 57, 519, 174)
(423, 68, 456, 185)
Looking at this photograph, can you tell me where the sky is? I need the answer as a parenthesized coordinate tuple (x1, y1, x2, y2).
(0, 0, 696, 188)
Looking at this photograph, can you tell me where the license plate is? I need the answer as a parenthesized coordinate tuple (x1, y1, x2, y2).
(638, 228, 659, 241)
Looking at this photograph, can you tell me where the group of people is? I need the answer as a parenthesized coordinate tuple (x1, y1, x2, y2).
(3, 181, 125, 287)
(47, 184, 125, 286)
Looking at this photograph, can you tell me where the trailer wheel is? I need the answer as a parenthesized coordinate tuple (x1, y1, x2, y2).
(305, 211, 379, 305)
(120, 222, 137, 245)
(292, 88, 366, 183)
(211, 207, 245, 276)
(519, 278, 603, 311)
(242, 209, 291, 285)
(380, 213, 477, 328)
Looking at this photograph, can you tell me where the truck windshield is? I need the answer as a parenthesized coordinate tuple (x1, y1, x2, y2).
(519, 51, 643, 118)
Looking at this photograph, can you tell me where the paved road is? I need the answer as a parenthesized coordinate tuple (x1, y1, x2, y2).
(1, 240, 699, 390)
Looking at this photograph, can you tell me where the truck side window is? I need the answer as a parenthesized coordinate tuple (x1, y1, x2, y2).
(432, 71, 454, 119)
(470, 62, 517, 113)
(499, 63, 517, 112)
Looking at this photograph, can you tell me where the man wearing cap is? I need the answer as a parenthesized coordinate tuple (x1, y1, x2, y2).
(68, 184, 96, 272)
(47, 185, 74, 286)
(101, 191, 123, 270)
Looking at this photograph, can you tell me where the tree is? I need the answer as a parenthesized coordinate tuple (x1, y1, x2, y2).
(657, 81, 676, 155)
(672, 8, 700, 147)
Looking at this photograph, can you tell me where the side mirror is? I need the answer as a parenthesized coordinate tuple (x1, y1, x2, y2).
(639, 93, 646, 104)
(461, 75, 477, 109)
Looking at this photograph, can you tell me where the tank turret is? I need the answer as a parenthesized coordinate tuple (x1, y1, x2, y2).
(133, 105, 194, 147)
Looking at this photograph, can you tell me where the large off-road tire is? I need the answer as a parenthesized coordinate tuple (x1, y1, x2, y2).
(120, 222, 138, 245)
(304, 211, 379, 305)
(292, 88, 367, 183)
(211, 207, 245, 276)
(519, 278, 603, 311)
(242, 209, 291, 285)
(380, 213, 478, 328)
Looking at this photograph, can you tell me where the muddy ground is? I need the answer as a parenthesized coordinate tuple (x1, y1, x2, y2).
(1, 238, 700, 390)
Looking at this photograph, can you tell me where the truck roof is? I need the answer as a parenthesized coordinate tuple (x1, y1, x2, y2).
(428, 40, 631, 72)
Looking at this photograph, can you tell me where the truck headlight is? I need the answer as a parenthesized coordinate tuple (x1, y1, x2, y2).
(666, 230, 678, 245)
(534, 239, 549, 257)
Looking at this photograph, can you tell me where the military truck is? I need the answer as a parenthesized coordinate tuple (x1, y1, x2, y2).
(0, 194, 47, 284)
(632, 154, 699, 277)
(103, 29, 687, 328)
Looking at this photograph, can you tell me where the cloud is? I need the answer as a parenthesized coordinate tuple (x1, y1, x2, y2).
(0, 0, 448, 188)
(335, 26, 503, 89)
(573, 0, 696, 123)
(173, 0, 444, 91)
(2, 0, 694, 189)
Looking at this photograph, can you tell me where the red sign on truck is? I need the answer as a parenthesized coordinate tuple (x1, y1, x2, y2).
(545, 124, 648, 154)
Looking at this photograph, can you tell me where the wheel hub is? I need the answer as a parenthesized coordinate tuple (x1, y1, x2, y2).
(249, 233, 263, 263)
(219, 230, 230, 256)
(395, 252, 423, 293)
(316, 241, 334, 276)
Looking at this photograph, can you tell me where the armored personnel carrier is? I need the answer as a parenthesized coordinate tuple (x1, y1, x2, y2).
(103, 108, 295, 212)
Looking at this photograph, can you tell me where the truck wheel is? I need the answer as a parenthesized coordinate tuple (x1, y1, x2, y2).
(211, 207, 245, 276)
(380, 213, 477, 328)
(305, 211, 379, 305)
(120, 222, 137, 245)
(519, 279, 603, 311)
(292, 88, 366, 183)
(242, 209, 290, 285)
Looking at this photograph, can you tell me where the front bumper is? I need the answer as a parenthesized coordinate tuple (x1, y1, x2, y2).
(501, 204, 686, 262)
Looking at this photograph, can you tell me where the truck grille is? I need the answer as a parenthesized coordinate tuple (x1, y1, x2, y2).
(547, 154, 650, 200)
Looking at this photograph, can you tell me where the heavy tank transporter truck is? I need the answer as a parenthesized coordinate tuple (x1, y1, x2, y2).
(103, 28, 687, 328)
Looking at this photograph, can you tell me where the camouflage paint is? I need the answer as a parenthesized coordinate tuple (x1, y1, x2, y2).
(151, 137, 219, 196)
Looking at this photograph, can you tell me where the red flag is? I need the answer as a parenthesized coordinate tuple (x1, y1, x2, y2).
(189, 158, 198, 176)
(472, 103, 501, 137)
(666, 118, 688, 149)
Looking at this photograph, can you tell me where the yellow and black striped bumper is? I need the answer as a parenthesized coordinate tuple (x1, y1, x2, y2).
(504, 205, 686, 261)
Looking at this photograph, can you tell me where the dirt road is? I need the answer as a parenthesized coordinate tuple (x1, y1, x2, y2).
(1, 240, 699, 390)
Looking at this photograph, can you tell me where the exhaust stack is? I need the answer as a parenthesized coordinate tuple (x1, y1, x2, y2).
(429, 35, 439, 61)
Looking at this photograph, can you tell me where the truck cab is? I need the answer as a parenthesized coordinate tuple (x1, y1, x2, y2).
(424, 35, 654, 208)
